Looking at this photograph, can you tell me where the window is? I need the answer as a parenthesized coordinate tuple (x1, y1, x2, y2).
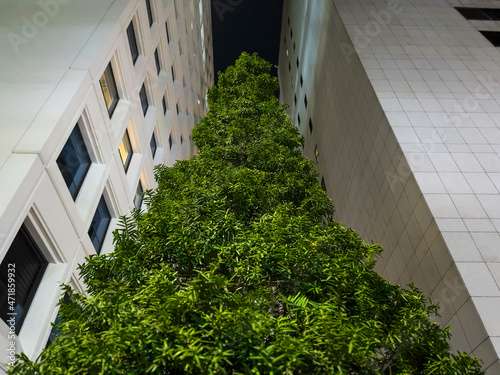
(290, 28, 293, 38)
(118, 130, 133, 172)
(288, 61, 291, 72)
(180, 135, 184, 144)
(480, 31, 500, 47)
(88, 196, 111, 254)
(165, 21, 170, 43)
(304, 95, 308, 109)
(99, 63, 119, 117)
(171, 65, 175, 81)
(168, 133, 173, 149)
(126, 22, 139, 64)
(174, 0, 179, 18)
(150, 132, 157, 158)
(298, 113, 301, 126)
(455, 7, 500, 20)
(314, 145, 319, 163)
(321, 177, 327, 192)
(154, 49, 161, 74)
(162, 95, 167, 114)
(0, 225, 48, 334)
(176, 103, 179, 115)
(300, 75, 303, 87)
(296, 57, 299, 68)
(145, 0, 154, 26)
(309, 119, 313, 134)
(139, 83, 149, 115)
(57, 125, 92, 200)
(294, 94, 297, 106)
(134, 182, 143, 210)
(45, 294, 69, 348)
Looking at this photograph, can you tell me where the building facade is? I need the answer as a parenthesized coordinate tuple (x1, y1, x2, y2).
(0, 0, 213, 371)
(279, 0, 500, 372)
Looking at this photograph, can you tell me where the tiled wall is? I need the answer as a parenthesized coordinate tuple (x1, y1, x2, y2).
(279, 0, 500, 372)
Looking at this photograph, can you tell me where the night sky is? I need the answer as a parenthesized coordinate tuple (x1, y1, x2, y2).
(210, 0, 284, 83)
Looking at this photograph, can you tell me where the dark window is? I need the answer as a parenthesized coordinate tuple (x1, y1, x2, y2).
(146, 0, 153, 26)
(284, 36, 286, 45)
(180, 135, 184, 144)
(288, 61, 291, 72)
(290, 28, 293, 38)
(300, 75, 303, 87)
(287, 17, 290, 26)
(176, 103, 179, 115)
(162, 96, 167, 114)
(126, 22, 139, 64)
(321, 177, 327, 192)
(45, 294, 69, 348)
(165, 21, 170, 43)
(0, 225, 48, 334)
(118, 130, 133, 172)
(455, 7, 500, 20)
(171, 65, 175, 81)
(304, 95, 308, 108)
(168, 133, 173, 149)
(139, 84, 149, 115)
(88, 196, 111, 254)
(99, 63, 119, 117)
(134, 182, 143, 210)
(480, 31, 500, 47)
(294, 94, 297, 106)
(150, 132, 157, 158)
(154, 49, 161, 74)
(57, 125, 92, 200)
(296, 57, 299, 68)
(174, 0, 178, 18)
(298, 113, 301, 126)
(309, 119, 313, 134)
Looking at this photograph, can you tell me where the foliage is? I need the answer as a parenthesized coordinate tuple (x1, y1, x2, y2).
(9, 53, 484, 374)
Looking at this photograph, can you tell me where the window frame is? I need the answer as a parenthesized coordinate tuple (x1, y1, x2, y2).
(139, 83, 149, 115)
(118, 129, 133, 173)
(150, 132, 157, 158)
(126, 21, 140, 64)
(88, 196, 112, 255)
(99, 62, 120, 118)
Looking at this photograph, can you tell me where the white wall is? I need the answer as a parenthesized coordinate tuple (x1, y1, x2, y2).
(0, 0, 213, 372)
(279, 0, 500, 372)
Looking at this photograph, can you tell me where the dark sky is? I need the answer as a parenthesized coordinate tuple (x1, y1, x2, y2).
(210, 0, 284, 83)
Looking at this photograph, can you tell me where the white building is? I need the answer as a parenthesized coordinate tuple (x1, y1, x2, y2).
(279, 0, 500, 372)
(0, 0, 213, 371)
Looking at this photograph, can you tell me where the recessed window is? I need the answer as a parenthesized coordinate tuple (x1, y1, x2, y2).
(286, 49, 289, 58)
(293, 41, 296, 53)
(296, 57, 299, 68)
(300, 75, 303, 87)
(174, 0, 179, 18)
(480, 31, 500, 47)
(314, 145, 319, 163)
(288, 62, 291, 72)
(126, 22, 139, 64)
(287, 16, 290, 26)
(179, 43, 183, 56)
(290, 29, 293, 38)
(284, 36, 286, 45)
(0, 225, 48, 334)
(88, 196, 111, 254)
(57, 124, 92, 200)
(154, 49, 161, 75)
(176, 103, 179, 115)
(455, 7, 500, 20)
(134, 182, 143, 210)
(99, 63, 119, 117)
(309, 119, 313, 134)
(180, 135, 184, 144)
(45, 293, 69, 348)
(165, 21, 170, 43)
(150, 132, 157, 158)
(304, 95, 308, 108)
(118, 130, 133, 172)
(145, 0, 154, 26)
(294, 94, 297, 106)
(298, 113, 301, 126)
(168, 133, 173, 149)
(162, 95, 167, 114)
(139, 83, 149, 115)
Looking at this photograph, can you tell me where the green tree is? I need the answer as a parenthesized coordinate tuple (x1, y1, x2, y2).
(9, 52, 483, 374)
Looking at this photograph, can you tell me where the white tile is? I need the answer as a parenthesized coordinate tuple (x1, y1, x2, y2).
(458, 128, 488, 144)
(476, 153, 500, 172)
(428, 153, 460, 172)
(471, 232, 500, 262)
(436, 218, 468, 232)
(451, 153, 483, 172)
(393, 127, 420, 143)
(442, 232, 483, 261)
(439, 172, 472, 194)
(456, 262, 500, 297)
(414, 171, 447, 193)
(463, 173, 498, 194)
(478, 195, 500, 219)
(450, 194, 488, 219)
(425, 194, 460, 218)
(385, 111, 411, 127)
(474, 297, 500, 336)
(399, 98, 424, 111)
(464, 219, 497, 232)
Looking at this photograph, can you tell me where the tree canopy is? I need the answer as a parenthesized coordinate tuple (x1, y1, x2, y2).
(9, 52, 484, 374)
